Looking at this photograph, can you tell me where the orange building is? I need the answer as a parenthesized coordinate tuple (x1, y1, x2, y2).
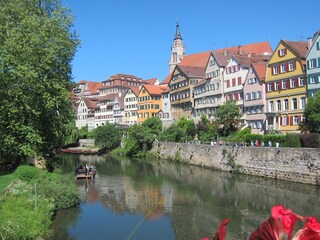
(137, 85, 169, 123)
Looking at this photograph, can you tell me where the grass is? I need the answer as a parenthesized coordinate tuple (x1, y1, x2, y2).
(0, 173, 17, 194)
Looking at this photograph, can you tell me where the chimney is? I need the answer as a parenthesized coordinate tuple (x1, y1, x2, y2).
(223, 49, 227, 56)
(238, 45, 243, 55)
(308, 37, 313, 49)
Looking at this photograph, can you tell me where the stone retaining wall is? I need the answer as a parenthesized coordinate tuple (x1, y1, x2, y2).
(152, 142, 320, 185)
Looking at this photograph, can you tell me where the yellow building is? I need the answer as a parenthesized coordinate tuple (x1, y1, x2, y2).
(137, 85, 168, 123)
(265, 40, 308, 133)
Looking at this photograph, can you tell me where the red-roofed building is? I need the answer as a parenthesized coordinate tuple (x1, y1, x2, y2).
(169, 65, 206, 120)
(76, 97, 99, 130)
(137, 85, 169, 123)
(265, 40, 308, 134)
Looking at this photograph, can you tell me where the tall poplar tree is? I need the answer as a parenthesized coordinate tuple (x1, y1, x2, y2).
(0, 0, 79, 162)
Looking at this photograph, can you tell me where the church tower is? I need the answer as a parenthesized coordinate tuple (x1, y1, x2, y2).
(169, 22, 186, 72)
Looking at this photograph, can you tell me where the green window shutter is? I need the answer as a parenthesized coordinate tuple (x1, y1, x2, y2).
(318, 57, 320, 68)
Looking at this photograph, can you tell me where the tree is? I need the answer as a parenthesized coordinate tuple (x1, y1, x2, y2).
(0, 0, 79, 162)
(214, 101, 243, 137)
(196, 115, 218, 143)
(94, 123, 121, 150)
(301, 92, 320, 133)
(176, 117, 196, 142)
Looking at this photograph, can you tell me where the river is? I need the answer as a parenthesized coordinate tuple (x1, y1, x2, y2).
(49, 153, 320, 240)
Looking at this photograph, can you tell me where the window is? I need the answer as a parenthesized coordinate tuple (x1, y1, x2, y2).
(292, 98, 297, 110)
(237, 77, 242, 85)
(293, 116, 299, 125)
(284, 99, 289, 110)
(275, 82, 279, 90)
(276, 100, 281, 111)
(290, 78, 296, 88)
(278, 48, 287, 56)
(268, 83, 273, 92)
(269, 101, 274, 112)
(245, 93, 251, 100)
(309, 59, 317, 69)
(282, 80, 287, 89)
(251, 92, 256, 100)
(273, 65, 279, 75)
(317, 42, 320, 50)
(282, 116, 288, 126)
(300, 97, 306, 109)
(257, 91, 262, 99)
(280, 63, 286, 73)
(310, 76, 316, 84)
(232, 78, 236, 87)
(288, 61, 295, 71)
(257, 121, 262, 129)
(299, 77, 304, 86)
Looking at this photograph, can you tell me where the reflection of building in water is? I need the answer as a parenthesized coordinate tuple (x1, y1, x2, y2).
(96, 175, 170, 219)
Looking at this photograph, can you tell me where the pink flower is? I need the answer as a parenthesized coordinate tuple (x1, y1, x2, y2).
(292, 217, 320, 240)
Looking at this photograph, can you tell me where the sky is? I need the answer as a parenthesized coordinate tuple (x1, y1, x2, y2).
(61, 0, 320, 83)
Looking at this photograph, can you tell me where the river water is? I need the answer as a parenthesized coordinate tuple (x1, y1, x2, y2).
(49, 153, 320, 240)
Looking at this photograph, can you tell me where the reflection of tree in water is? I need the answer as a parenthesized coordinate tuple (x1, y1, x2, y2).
(49, 207, 81, 240)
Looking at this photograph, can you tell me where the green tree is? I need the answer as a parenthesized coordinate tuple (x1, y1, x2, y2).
(196, 115, 218, 143)
(159, 123, 184, 142)
(214, 101, 243, 137)
(176, 117, 196, 142)
(142, 117, 162, 136)
(0, 0, 79, 162)
(301, 92, 320, 133)
(94, 123, 121, 150)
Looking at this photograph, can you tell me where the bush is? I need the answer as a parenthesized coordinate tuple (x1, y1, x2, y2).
(15, 165, 40, 182)
(299, 133, 320, 148)
(285, 134, 301, 148)
(38, 171, 80, 209)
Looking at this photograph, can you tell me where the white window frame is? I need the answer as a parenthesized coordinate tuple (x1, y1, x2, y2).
(300, 97, 306, 109)
(288, 61, 295, 71)
(292, 98, 297, 110)
(290, 78, 296, 88)
(293, 116, 299, 125)
(280, 63, 286, 73)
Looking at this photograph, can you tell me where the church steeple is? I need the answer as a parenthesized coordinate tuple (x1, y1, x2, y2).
(174, 22, 182, 40)
(169, 22, 186, 73)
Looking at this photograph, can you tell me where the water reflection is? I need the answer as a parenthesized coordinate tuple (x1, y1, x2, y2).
(50, 154, 320, 240)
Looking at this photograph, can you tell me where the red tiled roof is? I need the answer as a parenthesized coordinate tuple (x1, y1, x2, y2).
(83, 97, 98, 109)
(178, 65, 206, 78)
(144, 77, 158, 85)
(86, 82, 103, 95)
(251, 62, 267, 81)
(128, 86, 140, 96)
(215, 41, 273, 56)
(282, 40, 308, 59)
(232, 55, 269, 68)
(99, 93, 120, 101)
(179, 51, 212, 68)
(160, 72, 173, 85)
(102, 73, 143, 83)
(141, 84, 169, 95)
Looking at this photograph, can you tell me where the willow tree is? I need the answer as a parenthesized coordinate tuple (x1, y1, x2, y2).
(0, 0, 79, 162)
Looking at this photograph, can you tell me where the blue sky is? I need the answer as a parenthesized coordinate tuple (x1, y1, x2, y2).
(61, 0, 320, 83)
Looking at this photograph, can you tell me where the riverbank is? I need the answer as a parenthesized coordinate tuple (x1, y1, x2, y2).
(153, 142, 320, 185)
(0, 165, 80, 239)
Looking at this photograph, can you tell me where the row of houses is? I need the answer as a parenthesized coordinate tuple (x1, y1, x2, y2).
(73, 23, 320, 134)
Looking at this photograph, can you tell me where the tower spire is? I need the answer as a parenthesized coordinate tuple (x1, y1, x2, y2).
(174, 21, 182, 40)
(169, 22, 185, 73)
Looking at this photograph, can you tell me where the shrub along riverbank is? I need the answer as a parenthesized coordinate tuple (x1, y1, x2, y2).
(0, 165, 80, 239)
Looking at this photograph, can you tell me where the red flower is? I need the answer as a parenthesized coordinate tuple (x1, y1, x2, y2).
(292, 217, 320, 240)
(212, 218, 231, 240)
(271, 205, 303, 239)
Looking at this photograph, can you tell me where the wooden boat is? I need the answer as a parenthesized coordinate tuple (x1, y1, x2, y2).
(75, 164, 96, 180)
(75, 173, 94, 180)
